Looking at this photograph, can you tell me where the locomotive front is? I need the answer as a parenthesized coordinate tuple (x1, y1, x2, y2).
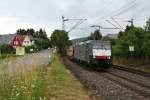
(91, 41, 112, 67)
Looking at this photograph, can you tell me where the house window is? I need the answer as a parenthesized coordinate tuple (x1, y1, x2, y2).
(14, 41, 18, 45)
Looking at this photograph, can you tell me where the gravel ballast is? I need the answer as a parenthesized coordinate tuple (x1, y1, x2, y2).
(63, 58, 150, 100)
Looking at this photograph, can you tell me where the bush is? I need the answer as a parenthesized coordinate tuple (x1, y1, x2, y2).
(113, 27, 145, 58)
(34, 39, 51, 50)
(25, 45, 38, 53)
(0, 44, 15, 54)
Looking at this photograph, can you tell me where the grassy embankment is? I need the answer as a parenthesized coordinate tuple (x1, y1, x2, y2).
(113, 57, 150, 73)
(0, 54, 16, 60)
(47, 54, 91, 100)
(0, 53, 91, 100)
(0, 64, 47, 100)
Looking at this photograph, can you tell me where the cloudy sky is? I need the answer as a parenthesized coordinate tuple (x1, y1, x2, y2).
(0, 0, 150, 39)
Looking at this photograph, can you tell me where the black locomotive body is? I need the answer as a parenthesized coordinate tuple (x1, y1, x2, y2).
(74, 40, 112, 68)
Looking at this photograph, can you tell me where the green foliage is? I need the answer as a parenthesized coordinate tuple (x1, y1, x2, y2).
(25, 45, 37, 53)
(48, 54, 90, 99)
(102, 36, 117, 45)
(118, 31, 124, 39)
(144, 18, 150, 58)
(113, 27, 145, 58)
(16, 28, 48, 39)
(0, 66, 48, 100)
(50, 30, 71, 55)
(32, 67, 47, 99)
(34, 39, 51, 50)
(0, 44, 15, 54)
(16, 28, 51, 51)
(89, 30, 102, 40)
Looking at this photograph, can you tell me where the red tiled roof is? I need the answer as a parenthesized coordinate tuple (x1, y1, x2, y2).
(11, 35, 26, 46)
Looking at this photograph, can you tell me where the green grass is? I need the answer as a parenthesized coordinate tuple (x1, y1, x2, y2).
(0, 66, 48, 100)
(0, 53, 90, 100)
(0, 54, 16, 60)
(47, 54, 91, 100)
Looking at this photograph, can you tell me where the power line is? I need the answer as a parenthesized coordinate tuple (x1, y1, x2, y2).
(68, 19, 87, 33)
(105, 20, 121, 29)
(91, 0, 148, 31)
(90, 0, 138, 24)
(61, 16, 87, 33)
(111, 18, 124, 30)
(112, 0, 148, 17)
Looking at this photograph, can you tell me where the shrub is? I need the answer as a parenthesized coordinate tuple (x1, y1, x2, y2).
(0, 44, 15, 54)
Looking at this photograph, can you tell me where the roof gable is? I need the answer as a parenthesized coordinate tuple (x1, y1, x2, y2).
(11, 35, 26, 46)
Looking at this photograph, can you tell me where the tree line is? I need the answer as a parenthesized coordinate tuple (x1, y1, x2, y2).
(16, 28, 47, 39)
(112, 18, 150, 59)
(16, 28, 51, 52)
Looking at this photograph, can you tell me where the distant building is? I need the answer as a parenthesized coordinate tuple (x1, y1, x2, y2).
(0, 34, 16, 45)
(22, 35, 34, 46)
(105, 34, 118, 39)
(71, 37, 89, 46)
(11, 35, 34, 47)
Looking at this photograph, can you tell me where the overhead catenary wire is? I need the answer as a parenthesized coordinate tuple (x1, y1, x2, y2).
(112, 0, 148, 17)
(68, 19, 87, 33)
(90, 0, 138, 25)
(111, 18, 125, 30)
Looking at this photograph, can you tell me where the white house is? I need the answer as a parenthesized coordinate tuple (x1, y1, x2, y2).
(22, 35, 34, 46)
(11, 35, 34, 47)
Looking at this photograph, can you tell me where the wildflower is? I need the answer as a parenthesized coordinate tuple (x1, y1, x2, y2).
(16, 93, 20, 97)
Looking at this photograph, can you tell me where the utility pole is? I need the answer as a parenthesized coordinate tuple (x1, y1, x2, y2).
(128, 18, 134, 57)
(128, 18, 134, 27)
(62, 16, 68, 30)
(90, 25, 101, 32)
(62, 16, 65, 30)
(61, 16, 87, 33)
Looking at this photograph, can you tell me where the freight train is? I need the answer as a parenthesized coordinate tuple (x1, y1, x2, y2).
(67, 40, 112, 69)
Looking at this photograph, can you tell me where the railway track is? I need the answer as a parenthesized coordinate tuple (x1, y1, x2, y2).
(97, 65, 150, 98)
(107, 70, 150, 89)
(81, 64, 150, 98)
(99, 72, 150, 98)
(63, 58, 150, 99)
(113, 65, 150, 77)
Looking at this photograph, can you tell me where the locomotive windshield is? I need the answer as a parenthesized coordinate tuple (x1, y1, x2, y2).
(92, 43, 111, 57)
(93, 45, 111, 50)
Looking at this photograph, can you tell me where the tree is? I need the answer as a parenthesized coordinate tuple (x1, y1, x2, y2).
(144, 18, 150, 58)
(125, 25, 134, 32)
(145, 18, 150, 32)
(26, 28, 35, 36)
(16, 29, 27, 35)
(50, 30, 71, 55)
(89, 30, 102, 40)
(114, 27, 145, 58)
(16, 28, 51, 50)
(38, 29, 47, 39)
(118, 31, 124, 39)
(102, 36, 117, 46)
(16, 28, 48, 39)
